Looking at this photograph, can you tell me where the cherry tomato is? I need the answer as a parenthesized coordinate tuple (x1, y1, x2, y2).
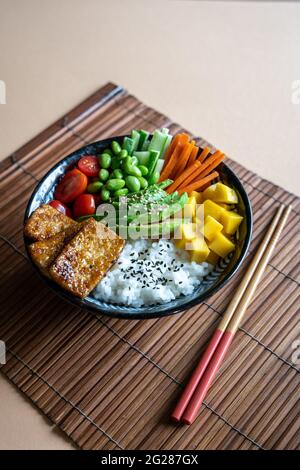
(73, 194, 96, 219)
(54, 169, 88, 203)
(92, 194, 102, 207)
(78, 155, 100, 177)
(48, 200, 72, 218)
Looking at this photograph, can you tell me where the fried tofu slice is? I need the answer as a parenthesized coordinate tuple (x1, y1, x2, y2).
(28, 224, 81, 276)
(49, 219, 125, 298)
(24, 204, 79, 241)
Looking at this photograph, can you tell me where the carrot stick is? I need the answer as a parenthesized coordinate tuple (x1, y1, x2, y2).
(166, 160, 202, 193)
(198, 146, 210, 163)
(187, 144, 198, 167)
(177, 150, 222, 189)
(178, 171, 219, 195)
(159, 134, 189, 181)
(163, 133, 189, 165)
(173, 142, 194, 179)
(196, 153, 224, 180)
(163, 134, 180, 164)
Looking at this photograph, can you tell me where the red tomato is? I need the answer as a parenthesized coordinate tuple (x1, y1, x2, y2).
(48, 200, 72, 218)
(78, 155, 100, 177)
(92, 194, 102, 207)
(73, 194, 96, 219)
(54, 169, 88, 203)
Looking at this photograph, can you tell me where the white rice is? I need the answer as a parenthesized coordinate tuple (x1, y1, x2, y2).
(93, 239, 213, 307)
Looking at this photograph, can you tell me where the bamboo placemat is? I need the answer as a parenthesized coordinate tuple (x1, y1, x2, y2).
(0, 82, 299, 450)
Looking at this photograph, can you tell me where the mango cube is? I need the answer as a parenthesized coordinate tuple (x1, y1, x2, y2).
(181, 222, 197, 241)
(206, 250, 220, 265)
(203, 183, 238, 204)
(183, 195, 197, 219)
(190, 190, 203, 204)
(190, 237, 210, 263)
(204, 215, 223, 241)
(208, 232, 235, 258)
(221, 210, 243, 235)
(202, 200, 225, 222)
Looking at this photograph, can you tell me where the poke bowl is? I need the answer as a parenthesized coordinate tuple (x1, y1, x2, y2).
(23, 129, 253, 319)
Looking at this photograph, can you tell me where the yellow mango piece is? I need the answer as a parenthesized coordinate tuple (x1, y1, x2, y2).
(202, 200, 225, 222)
(208, 232, 235, 258)
(183, 195, 197, 219)
(203, 182, 238, 204)
(190, 237, 210, 263)
(181, 222, 197, 241)
(221, 210, 243, 235)
(206, 250, 220, 265)
(204, 215, 223, 241)
(190, 191, 203, 204)
(174, 223, 195, 250)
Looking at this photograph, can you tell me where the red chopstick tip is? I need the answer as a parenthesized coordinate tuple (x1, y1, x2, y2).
(182, 416, 193, 425)
(170, 414, 181, 424)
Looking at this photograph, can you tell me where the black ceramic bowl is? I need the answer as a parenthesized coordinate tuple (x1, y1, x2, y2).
(24, 136, 253, 319)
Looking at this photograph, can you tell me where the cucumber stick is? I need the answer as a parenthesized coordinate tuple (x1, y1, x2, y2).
(148, 130, 168, 157)
(160, 133, 172, 159)
(133, 151, 150, 166)
(131, 130, 140, 153)
(122, 137, 133, 153)
(153, 158, 164, 175)
(138, 130, 149, 150)
(148, 150, 160, 176)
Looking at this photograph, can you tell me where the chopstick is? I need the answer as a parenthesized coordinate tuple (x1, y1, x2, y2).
(171, 204, 291, 424)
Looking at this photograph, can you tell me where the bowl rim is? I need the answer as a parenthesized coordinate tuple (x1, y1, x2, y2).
(24, 135, 253, 320)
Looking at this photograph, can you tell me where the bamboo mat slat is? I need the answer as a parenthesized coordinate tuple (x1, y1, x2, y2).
(0, 82, 299, 450)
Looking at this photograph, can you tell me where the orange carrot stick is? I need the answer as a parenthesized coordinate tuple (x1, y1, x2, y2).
(178, 171, 219, 195)
(187, 144, 198, 167)
(163, 134, 180, 164)
(164, 133, 189, 165)
(166, 160, 202, 193)
(160, 134, 189, 181)
(196, 153, 225, 180)
(177, 150, 222, 189)
(173, 142, 194, 179)
(198, 146, 210, 163)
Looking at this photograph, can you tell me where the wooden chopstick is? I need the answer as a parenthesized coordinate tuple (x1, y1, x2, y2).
(171, 204, 288, 424)
(180, 204, 292, 425)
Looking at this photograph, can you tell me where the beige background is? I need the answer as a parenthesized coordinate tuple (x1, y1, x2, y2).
(0, 0, 299, 450)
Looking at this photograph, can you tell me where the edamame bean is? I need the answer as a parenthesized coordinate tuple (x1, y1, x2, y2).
(113, 188, 129, 197)
(111, 140, 122, 155)
(101, 188, 110, 201)
(123, 158, 142, 177)
(125, 175, 141, 192)
(148, 171, 160, 185)
(117, 149, 128, 160)
(131, 156, 138, 165)
(102, 148, 113, 156)
(99, 153, 111, 169)
(111, 158, 121, 170)
(138, 177, 148, 189)
(99, 168, 110, 182)
(138, 165, 148, 176)
(87, 181, 103, 193)
(106, 179, 126, 191)
(112, 169, 123, 179)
